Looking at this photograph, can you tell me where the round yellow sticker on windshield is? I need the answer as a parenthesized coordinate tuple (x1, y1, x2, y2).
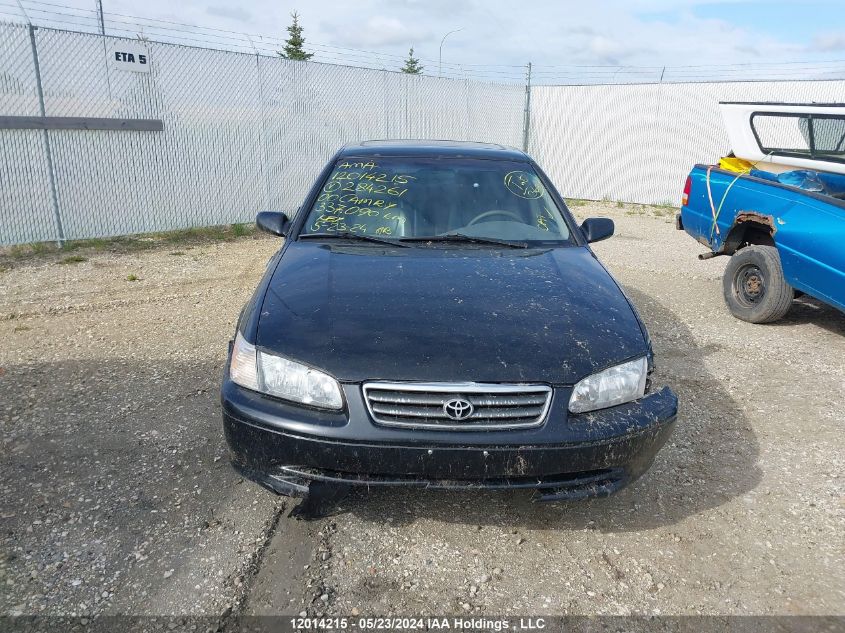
(504, 171, 544, 199)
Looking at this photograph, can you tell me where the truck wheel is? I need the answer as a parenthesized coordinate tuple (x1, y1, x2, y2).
(723, 245, 793, 323)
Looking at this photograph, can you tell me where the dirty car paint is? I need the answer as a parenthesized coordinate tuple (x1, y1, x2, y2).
(222, 140, 678, 502)
(255, 242, 648, 384)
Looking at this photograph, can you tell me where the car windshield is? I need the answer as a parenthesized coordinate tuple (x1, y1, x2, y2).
(299, 157, 573, 245)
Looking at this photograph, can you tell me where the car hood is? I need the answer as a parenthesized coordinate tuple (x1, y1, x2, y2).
(256, 242, 648, 384)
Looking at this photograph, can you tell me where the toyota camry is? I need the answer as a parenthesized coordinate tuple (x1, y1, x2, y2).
(221, 140, 678, 503)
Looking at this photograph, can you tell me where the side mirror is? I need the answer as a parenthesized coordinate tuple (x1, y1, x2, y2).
(256, 211, 290, 237)
(580, 217, 614, 243)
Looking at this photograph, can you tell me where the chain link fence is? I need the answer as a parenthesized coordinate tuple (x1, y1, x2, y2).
(0, 22, 525, 245)
(1, 22, 56, 244)
(528, 80, 845, 206)
(2, 21, 844, 245)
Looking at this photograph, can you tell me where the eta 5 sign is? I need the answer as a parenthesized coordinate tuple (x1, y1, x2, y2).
(108, 41, 150, 73)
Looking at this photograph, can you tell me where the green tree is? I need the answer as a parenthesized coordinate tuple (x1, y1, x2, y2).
(400, 47, 424, 74)
(277, 12, 313, 61)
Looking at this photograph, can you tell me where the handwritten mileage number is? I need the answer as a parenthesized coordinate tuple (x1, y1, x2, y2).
(323, 181, 409, 196)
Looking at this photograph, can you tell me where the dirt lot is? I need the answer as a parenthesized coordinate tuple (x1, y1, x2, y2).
(1, 203, 843, 622)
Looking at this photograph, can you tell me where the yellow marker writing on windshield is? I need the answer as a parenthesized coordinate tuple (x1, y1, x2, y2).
(504, 170, 544, 199)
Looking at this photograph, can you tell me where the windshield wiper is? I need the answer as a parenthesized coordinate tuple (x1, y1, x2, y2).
(299, 232, 408, 247)
(400, 233, 528, 248)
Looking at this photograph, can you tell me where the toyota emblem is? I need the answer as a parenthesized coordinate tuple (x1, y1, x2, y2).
(443, 398, 474, 421)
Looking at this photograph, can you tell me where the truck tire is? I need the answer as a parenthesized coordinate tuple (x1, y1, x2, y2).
(723, 245, 794, 323)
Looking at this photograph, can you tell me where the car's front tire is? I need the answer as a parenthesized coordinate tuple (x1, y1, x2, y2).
(723, 245, 793, 323)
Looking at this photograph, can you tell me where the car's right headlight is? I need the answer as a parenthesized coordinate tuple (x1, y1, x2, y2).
(229, 332, 343, 410)
(568, 356, 648, 414)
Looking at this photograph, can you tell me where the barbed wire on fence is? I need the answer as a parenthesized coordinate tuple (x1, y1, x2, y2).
(1, 0, 845, 85)
(0, 18, 529, 245)
(2, 14, 844, 247)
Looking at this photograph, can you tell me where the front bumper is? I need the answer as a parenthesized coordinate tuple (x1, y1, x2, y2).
(221, 380, 678, 501)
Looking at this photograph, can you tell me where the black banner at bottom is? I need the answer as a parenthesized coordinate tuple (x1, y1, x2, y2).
(1, 616, 843, 633)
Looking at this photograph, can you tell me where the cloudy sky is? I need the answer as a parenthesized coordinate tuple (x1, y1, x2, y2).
(6, 0, 845, 80)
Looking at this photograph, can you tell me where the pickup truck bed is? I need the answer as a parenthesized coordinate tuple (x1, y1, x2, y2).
(678, 164, 845, 322)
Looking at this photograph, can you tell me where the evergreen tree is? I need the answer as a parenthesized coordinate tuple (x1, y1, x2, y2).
(400, 47, 424, 74)
(277, 12, 313, 61)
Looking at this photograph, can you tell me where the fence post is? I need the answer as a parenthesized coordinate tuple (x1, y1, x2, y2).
(383, 69, 390, 138)
(522, 61, 532, 152)
(248, 36, 272, 210)
(465, 78, 471, 139)
(27, 24, 64, 246)
(404, 74, 409, 138)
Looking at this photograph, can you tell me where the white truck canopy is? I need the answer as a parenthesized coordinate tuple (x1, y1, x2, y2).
(720, 102, 845, 175)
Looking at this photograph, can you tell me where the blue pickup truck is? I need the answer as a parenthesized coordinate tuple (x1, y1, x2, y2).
(677, 102, 845, 323)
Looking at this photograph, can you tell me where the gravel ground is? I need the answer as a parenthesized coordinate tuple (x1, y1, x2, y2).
(1, 202, 843, 620)
(1, 235, 286, 619)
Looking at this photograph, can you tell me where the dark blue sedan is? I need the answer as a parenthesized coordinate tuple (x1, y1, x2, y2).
(221, 140, 678, 503)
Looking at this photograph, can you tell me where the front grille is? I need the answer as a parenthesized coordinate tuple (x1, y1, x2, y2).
(362, 382, 552, 430)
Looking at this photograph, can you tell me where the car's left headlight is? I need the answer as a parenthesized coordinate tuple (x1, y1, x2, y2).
(229, 332, 343, 410)
(568, 356, 648, 414)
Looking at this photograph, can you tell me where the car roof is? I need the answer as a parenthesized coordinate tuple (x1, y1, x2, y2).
(337, 139, 530, 161)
